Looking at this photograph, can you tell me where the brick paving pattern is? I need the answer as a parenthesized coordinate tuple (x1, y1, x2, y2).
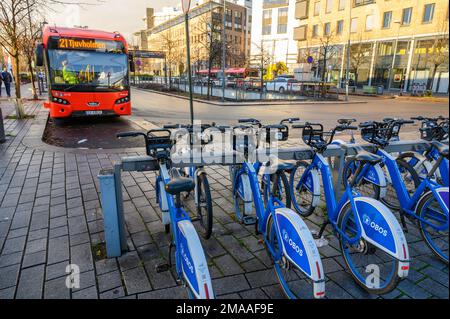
(0, 101, 448, 299)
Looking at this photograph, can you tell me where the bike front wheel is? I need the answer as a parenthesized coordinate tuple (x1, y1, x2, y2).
(417, 191, 449, 264)
(338, 202, 401, 295)
(290, 161, 317, 217)
(263, 171, 291, 209)
(266, 217, 315, 299)
(343, 158, 381, 200)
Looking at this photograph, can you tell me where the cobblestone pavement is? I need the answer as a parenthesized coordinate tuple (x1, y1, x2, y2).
(0, 101, 448, 300)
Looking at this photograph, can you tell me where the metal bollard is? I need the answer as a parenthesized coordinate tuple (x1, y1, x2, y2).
(0, 108, 6, 144)
(98, 167, 127, 257)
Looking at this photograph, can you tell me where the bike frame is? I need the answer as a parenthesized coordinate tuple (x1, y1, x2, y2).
(157, 162, 214, 299)
(377, 149, 449, 231)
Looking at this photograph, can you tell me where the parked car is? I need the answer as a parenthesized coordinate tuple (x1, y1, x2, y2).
(241, 77, 262, 91)
(264, 77, 302, 93)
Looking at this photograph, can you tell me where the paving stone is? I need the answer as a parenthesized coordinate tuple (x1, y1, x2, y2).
(214, 254, 244, 276)
(7, 227, 28, 239)
(398, 279, 432, 299)
(239, 288, 269, 299)
(72, 285, 98, 299)
(70, 243, 93, 273)
(0, 287, 16, 299)
(97, 270, 123, 292)
(260, 284, 285, 299)
(0, 264, 20, 289)
(16, 265, 45, 299)
(28, 229, 48, 241)
(95, 258, 119, 275)
(328, 271, 377, 299)
(22, 250, 47, 268)
(118, 251, 141, 271)
(245, 269, 279, 288)
(47, 236, 69, 265)
(46, 261, 69, 281)
(122, 266, 152, 294)
(324, 281, 354, 299)
(25, 238, 47, 255)
(416, 278, 449, 299)
(138, 286, 188, 299)
(1, 236, 26, 255)
(144, 258, 177, 290)
(99, 287, 126, 299)
(241, 258, 267, 273)
(213, 274, 250, 296)
(0, 251, 22, 268)
(420, 267, 449, 287)
(73, 270, 96, 292)
(44, 276, 71, 299)
(49, 216, 67, 229)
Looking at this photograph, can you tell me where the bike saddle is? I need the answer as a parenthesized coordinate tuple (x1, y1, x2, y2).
(266, 155, 295, 172)
(353, 150, 382, 165)
(431, 141, 449, 157)
(165, 169, 195, 195)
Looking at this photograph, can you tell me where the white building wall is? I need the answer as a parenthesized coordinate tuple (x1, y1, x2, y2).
(250, 0, 299, 71)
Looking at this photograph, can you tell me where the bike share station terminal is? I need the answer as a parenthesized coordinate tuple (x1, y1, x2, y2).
(97, 136, 442, 258)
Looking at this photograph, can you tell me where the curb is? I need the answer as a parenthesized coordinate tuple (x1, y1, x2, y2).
(133, 87, 368, 106)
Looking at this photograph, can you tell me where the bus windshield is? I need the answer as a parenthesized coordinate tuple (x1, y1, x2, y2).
(48, 50, 129, 91)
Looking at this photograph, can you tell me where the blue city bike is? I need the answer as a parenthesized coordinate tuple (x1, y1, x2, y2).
(117, 129, 214, 299)
(290, 123, 410, 294)
(231, 122, 325, 299)
(342, 119, 449, 263)
(397, 116, 449, 187)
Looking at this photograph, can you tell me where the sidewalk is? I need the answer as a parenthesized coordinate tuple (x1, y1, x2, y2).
(0, 99, 448, 299)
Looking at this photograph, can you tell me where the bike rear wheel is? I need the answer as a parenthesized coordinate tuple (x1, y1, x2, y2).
(290, 161, 316, 217)
(417, 192, 449, 263)
(196, 173, 213, 239)
(266, 216, 315, 299)
(343, 158, 381, 200)
(338, 202, 401, 295)
(263, 171, 291, 209)
(381, 159, 420, 211)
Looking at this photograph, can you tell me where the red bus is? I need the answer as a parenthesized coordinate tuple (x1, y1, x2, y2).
(35, 26, 133, 118)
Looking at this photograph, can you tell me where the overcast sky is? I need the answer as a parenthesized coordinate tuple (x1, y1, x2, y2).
(46, 0, 179, 40)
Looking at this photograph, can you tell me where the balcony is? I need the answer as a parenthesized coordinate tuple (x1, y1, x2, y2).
(293, 25, 307, 41)
(353, 0, 376, 7)
(295, 0, 309, 20)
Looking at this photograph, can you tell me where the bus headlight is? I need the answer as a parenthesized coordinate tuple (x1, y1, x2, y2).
(115, 96, 130, 104)
(52, 96, 70, 105)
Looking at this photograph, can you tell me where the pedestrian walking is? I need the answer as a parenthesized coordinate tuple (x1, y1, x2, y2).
(1, 68, 13, 98)
(412, 82, 417, 96)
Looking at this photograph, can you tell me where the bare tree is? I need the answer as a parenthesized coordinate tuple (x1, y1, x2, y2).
(426, 19, 449, 93)
(158, 30, 181, 89)
(349, 33, 372, 87)
(317, 24, 338, 82)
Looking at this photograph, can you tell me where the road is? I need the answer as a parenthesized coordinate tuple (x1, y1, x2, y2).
(131, 88, 449, 132)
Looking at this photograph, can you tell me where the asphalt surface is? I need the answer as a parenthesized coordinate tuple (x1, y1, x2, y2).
(131, 88, 449, 132)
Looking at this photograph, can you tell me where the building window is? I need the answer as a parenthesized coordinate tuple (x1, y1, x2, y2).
(402, 7, 412, 25)
(296, 0, 309, 20)
(382, 11, 392, 28)
(365, 14, 374, 31)
(262, 9, 272, 35)
(326, 0, 333, 13)
(294, 25, 308, 41)
(312, 24, 319, 37)
(423, 3, 435, 23)
(337, 19, 344, 34)
(324, 22, 331, 35)
(277, 7, 288, 34)
(338, 0, 345, 10)
(314, 1, 320, 16)
(351, 17, 357, 33)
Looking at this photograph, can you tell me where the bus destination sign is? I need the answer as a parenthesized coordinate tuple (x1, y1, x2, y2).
(55, 37, 124, 52)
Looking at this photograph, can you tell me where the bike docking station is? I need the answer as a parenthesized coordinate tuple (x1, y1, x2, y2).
(97, 131, 446, 259)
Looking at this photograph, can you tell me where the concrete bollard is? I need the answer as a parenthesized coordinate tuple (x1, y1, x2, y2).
(0, 107, 6, 143)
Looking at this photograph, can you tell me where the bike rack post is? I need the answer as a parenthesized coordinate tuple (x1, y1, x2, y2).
(98, 165, 127, 258)
(0, 108, 6, 144)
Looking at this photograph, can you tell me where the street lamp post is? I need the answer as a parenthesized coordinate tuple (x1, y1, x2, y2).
(221, 0, 227, 102)
(182, 0, 194, 125)
(388, 21, 402, 92)
(345, 0, 352, 101)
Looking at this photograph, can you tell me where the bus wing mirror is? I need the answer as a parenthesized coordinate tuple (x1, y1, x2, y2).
(129, 55, 135, 73)
(35, 44, 44, 67)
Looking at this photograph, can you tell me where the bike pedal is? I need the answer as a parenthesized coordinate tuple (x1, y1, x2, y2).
(242, 216, 257, 226)
(156, 263, 170, 273)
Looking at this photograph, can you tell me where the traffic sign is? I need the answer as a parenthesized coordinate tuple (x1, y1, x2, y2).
(307, 56, 314, 64)
(182, 0, 191, 14)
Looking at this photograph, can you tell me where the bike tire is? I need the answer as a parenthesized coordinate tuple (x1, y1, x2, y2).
(290, 161, 316, 217)
(417, 191, 449, 264)
(381, 159, 421, 210)
(342, 158, 381, 200)
(263, 171, 292, 209)
(196, 173, 213, 239)
(337, 201, 401, 295)
(266, 216, 315, 299)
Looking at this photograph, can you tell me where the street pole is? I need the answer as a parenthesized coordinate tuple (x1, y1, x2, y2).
(0, 108, 6, 144)
(345, 1, 352, 101)
(185, 13, 194, 125)
(221, 0, 226, 102)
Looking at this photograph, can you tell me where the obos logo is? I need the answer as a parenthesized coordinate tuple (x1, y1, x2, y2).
(282, 229, 304, 257)
(362, 214, 388, 237)
(362, 214, 371, 226)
